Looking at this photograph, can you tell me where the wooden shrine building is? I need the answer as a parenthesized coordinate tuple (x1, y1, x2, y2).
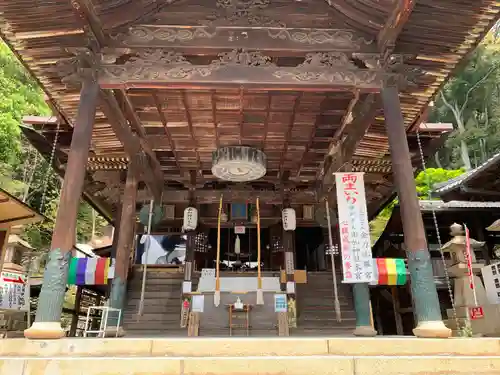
(1, 0, 499, 339)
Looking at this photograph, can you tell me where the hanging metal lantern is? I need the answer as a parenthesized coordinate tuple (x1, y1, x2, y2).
(183, 207, 198, 231)
(212, 146, 267, 182)
(282, 208, 296, 231)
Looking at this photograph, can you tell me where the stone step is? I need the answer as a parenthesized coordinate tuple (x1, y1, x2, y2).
(3, 337, 500, 375)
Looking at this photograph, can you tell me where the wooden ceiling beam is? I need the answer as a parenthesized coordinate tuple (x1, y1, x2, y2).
(98, 90, 163, 201)
(151, 91, 183, 173)
(114, 89, 165, 184)
(279, 93, 301, 180)
(98, 51, 392, 91)
(378, 0, 417, 54)
(136, 188, 317, 205)
(181, 90, 202, 172)
(210, 90, 220, 149)
(108, 25, 377, 54)
(318, 94, 381, 196)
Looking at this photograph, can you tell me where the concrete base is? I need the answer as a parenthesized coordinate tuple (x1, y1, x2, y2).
(23, 322, 65, 340)
(413, 320, 452, 338)
(353, 326, 377, 337)
(0, 337, 500, 374)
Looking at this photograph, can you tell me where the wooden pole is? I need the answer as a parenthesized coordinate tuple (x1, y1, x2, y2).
(24, 77, 99, 340)
(382, 85, 451, 338)
(107, 159, 138, 333)
(69, 286, 83, 337)
(214, 196, 222, 306)
(256, 198, 263, 304)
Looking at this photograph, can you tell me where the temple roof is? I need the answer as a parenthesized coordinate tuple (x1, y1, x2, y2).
(434, 151, 500, 202)
(2, 0, 498, 224)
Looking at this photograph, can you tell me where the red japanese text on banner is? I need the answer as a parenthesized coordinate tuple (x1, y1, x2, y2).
(335, 172, 373, 283)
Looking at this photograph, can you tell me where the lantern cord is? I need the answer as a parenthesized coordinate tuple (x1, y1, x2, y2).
(326, 199, 341, 322)
(214, 195, 223, 306)
(256, 197, 264, 305)
(137, 199, 154, 319)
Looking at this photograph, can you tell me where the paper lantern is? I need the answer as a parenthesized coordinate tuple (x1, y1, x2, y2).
(282, 208, 296, 231)
(183, 207, 198, 231)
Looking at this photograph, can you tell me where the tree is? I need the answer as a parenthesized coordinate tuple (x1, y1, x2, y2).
(430, 27, 500, 169)
(369, 168, 464, 243)
(0, 40, 108, 251)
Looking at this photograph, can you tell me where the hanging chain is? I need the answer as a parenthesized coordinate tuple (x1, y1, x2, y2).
(40, 120, 61, 213)
(415, 130, 460, 330)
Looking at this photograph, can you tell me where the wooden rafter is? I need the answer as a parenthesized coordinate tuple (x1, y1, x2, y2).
(210, 90, 220, 149)
(114, 89, 164, 179)
(378, 0, 417, 54)
(262, 94, 272, 149)
(319, 94, 380, 195)
(238, 87, 244, 146)
(279, 93, 301, 180)
(181, 90, 201, 171)
(98, 90, 163, 201)
(151, 91, 183, 174)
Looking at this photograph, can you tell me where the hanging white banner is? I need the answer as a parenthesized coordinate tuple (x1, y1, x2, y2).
(335, 172, 374, 283)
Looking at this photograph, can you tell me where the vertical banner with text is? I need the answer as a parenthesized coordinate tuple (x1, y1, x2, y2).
(335, 172, 373, 283)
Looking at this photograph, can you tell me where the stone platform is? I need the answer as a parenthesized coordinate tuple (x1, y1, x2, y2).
(1, 337, 500, 375)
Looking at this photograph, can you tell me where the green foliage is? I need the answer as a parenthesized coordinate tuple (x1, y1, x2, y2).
(414, 168, 464, 199)
(369, 168, 464, 244)
(0, 40, 108, 251)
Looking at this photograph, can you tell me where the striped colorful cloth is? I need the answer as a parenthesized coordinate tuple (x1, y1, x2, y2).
(375, 258, 407, 285)
(67, 257, 111, 285)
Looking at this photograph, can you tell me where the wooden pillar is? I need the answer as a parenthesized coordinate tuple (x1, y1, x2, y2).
(24, 77, 99, 339)
(382, 85, 451, 338)
(107, 159, 138, 333)
(69, 286, 83, 337)
(282, 206, 296, 331)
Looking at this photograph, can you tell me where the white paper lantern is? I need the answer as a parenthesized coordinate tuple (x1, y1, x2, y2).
(183, 207, 198, 231)
(282, 208, 296, 231)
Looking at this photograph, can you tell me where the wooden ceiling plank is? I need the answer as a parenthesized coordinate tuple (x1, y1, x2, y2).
(152, 91, 183, 174)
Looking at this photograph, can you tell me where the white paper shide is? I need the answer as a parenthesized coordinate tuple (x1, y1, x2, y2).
(335, 172, 373, 283)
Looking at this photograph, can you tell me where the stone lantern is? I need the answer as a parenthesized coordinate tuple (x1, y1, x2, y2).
(441, 223, 487, 307)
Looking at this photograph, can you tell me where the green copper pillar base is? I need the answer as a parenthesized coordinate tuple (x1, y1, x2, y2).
(25, 249, 71, 339)
(407, 250, 451, 338)
(352, 283, 377, 336)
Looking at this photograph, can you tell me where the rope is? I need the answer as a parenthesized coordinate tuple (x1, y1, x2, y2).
(137, 199, 154, 318)
(415, 131, 459, 330)
(326, 199, 341, 322)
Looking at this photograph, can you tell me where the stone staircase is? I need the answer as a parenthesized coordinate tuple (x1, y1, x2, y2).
(122, 267, 188, 337)
(294, 271, 357, 336)
(4, 337, 500, 375)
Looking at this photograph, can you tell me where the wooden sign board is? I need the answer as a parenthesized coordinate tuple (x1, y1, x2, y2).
(234, 226, 246, 234)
